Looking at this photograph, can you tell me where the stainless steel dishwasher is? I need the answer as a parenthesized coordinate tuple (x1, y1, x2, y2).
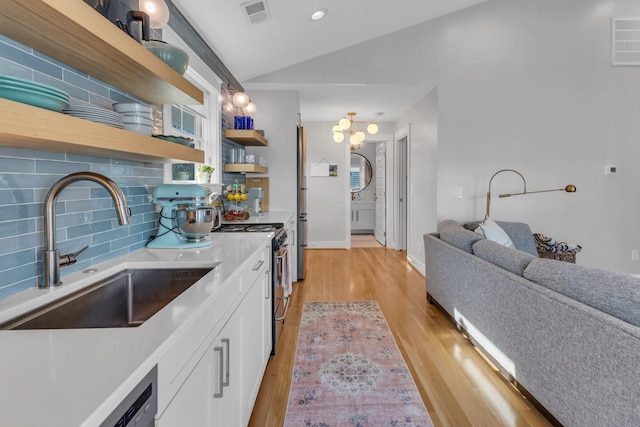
(99, 365, 157, 427)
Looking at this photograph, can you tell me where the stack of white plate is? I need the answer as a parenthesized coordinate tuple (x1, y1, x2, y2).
(62, 104, 124, 129)
(0, 75, 70, 112)
(113, 103, 152, 136)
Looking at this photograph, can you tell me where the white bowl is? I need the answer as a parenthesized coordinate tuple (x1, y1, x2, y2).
(113, 103, 151, 114)
(124, 123, 153, 135)
(123, 116, 153, 125)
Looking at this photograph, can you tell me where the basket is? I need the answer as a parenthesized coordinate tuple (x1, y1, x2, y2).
(536, 250, 576, 263)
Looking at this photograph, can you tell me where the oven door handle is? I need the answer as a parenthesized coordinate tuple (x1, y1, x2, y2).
(275, 296, 290, 322)
(275, 244, 289, 259)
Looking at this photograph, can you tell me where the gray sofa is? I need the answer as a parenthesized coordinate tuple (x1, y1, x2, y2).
(424, 220, 640, 427)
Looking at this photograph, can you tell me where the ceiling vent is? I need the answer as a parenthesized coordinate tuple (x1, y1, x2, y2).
(611, 18, 640, 66)
(241, 0, 271, 25)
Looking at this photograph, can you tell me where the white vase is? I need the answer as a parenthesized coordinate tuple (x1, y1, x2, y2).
(196, 172, 210, 184)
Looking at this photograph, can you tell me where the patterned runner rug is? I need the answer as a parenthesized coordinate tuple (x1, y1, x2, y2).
(284, 301, 434, 426)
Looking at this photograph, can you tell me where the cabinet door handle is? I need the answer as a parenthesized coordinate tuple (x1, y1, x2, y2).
(357, 211, 359, 221)
(222, 338, 230, 387)
(265, 269, 271, 299)
(252, 260, 265, 271)
(213, 346, 224, 398)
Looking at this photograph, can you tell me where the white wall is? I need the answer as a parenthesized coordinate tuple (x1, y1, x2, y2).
(394, 89, 439, 274)
(421, 0, 640, 272)
(242, 90, 299, 214)
(303, 121, 350, 248)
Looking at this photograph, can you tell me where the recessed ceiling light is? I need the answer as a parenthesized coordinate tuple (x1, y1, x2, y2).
(310, 8, 327, 21)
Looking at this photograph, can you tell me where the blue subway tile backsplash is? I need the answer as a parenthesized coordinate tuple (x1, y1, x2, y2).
(0, 35, 165, 299)
(0, 146, 164, 299)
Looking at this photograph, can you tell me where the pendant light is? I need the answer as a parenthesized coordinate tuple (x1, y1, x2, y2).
(232, 91, 250, 108)
(332, 112, 379, 149)
(139, 0, 170, 29)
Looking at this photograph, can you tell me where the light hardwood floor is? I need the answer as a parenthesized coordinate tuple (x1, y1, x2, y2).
(248, 248, 552, 427)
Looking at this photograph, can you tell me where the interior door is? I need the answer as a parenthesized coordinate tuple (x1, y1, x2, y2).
(375, 143, 386, 246)
(397, 136, 408, 250)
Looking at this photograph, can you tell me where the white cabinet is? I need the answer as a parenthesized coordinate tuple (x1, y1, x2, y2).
(212, 306, 244, 426)
(156, 245, 272, 427)
(351, 201, 375, 231)
(157, 346, 213, 426)
(241, 246, 272, 424)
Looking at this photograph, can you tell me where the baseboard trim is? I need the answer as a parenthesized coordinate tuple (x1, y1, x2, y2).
(407, 254, 425, 276)
(307, 241, 349, 249)
(427, 293, 563, 427)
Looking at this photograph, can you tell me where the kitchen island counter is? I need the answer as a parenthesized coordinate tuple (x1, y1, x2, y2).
(0, 232, 272, 427)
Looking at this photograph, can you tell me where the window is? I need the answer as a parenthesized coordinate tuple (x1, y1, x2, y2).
(169, 105, 205, 181)
(164, 68, 222, 183)
(350, 169, 361, 189)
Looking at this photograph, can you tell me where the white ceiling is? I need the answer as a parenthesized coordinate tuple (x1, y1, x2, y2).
(172, 0, 487, 122)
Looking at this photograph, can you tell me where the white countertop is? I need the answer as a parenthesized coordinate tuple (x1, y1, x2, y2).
(0, 232, 274, 427)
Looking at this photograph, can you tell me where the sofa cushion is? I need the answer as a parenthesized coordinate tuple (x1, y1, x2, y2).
(496, 221, 538, 256)
(524, 259, 640, 327)
(475, 217, 515, 248)
(472, 239, 537, 276)
(438, 219, 483, 253)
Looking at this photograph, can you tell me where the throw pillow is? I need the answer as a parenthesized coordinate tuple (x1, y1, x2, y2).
(475, 217, 515, 248)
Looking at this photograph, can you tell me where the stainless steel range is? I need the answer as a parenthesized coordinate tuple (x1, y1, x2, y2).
(216, 223, 290, 355)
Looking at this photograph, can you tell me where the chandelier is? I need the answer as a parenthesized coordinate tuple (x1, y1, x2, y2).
(332, 112, 378, 149)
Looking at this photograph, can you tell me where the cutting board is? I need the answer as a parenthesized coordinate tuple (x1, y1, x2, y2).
(245, 177, 269, 211)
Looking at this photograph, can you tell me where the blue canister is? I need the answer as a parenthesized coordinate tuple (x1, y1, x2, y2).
(243, 116, 253, 130)
(234, 116, 244, 129)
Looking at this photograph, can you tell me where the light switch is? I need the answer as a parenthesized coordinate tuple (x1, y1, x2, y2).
(605, 165, 617, 175)
(452, 187, 463, 199)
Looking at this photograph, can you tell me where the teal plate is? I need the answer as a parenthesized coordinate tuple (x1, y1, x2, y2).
(0, 74, 64, 93)
(152, 134, 194, 146)
(0, 82, 69, 103)
(0, 75, 70, 100)
(0, 85, 70, 112)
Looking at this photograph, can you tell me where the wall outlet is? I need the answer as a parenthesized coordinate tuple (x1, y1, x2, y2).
(605, 165, 617, 175)
(632, 249, 639, 261)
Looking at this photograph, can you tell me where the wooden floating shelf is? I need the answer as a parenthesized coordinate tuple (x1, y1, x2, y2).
(223, 130, 268, 146)
(224, 164, 268, 174)
(0, 0, 203, 106)
(0, 99, 204, 164)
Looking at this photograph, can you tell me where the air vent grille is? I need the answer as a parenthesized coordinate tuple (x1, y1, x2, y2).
(241, 0, 271, 25)
(611, 18, 640, 66)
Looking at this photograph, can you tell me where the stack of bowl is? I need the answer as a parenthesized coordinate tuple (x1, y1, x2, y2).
(113, 103, 152, 135)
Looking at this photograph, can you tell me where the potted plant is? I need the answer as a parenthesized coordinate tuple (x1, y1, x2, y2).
(197, 164, 215, 183)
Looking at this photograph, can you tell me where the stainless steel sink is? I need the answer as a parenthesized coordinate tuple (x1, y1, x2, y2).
(1, 267, 216, 330)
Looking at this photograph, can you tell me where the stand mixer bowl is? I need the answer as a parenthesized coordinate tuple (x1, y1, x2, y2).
(174, 206, 214, 241)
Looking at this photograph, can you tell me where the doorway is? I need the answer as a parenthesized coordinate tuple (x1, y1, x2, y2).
(349, 144, 377, 240)
(396, 134, 408, 250)
(374, 142, 386, 246)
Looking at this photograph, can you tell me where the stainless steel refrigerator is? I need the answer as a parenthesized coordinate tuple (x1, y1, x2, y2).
(297, 125, 307, 280)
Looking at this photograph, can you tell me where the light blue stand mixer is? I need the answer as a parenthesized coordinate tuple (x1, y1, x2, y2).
(147, 184, 216, 249)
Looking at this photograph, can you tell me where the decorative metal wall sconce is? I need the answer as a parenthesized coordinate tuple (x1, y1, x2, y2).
(485, 169, 576, 219)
